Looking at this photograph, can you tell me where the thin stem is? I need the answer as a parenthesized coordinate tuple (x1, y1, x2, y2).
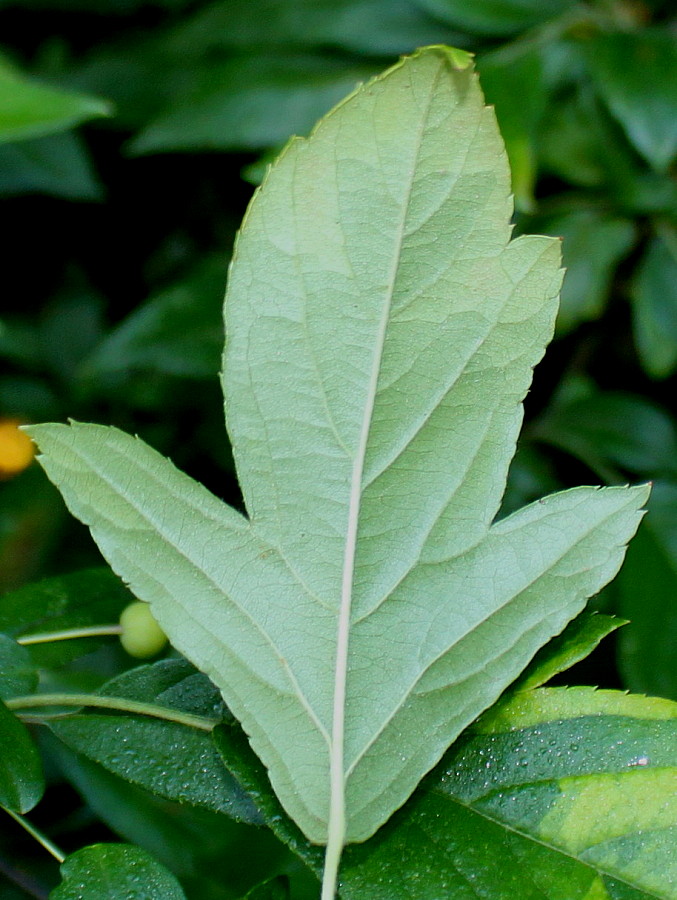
(2, 807, 65, 864)
(321, 833, 343, 900)
(17, 625, 123, 645)
(6, 693, 217, 733)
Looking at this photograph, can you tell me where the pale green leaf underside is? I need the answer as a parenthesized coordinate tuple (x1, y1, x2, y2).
(27, 47, 649, 845)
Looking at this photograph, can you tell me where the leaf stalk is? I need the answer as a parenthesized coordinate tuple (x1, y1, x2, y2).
(6, 693, 218, 732)
(17, 625, 123, 645)
(2, 806, 65, 863)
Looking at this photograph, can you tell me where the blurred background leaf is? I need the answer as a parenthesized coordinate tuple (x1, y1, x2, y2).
(1, 0, 676, 894)
(416, 0, 576, 36)
(0, 53, 110, 144)
(538, 208, 635, 334)
(614, 481, 677, 701)
(126, 55, 380, 156)
(631, 224, 677, 378)
(585, 29, 677, 173)
(0, 132, 103, 199)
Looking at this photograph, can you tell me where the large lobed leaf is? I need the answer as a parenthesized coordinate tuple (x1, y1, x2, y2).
(27, 47, 648, 848)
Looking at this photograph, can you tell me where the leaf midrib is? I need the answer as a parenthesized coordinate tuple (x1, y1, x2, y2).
(328, 65, 442, 846)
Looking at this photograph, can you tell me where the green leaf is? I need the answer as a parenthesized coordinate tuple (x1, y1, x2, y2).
(84, 256, 227, 379)
(27, 48, 648, 854)
(0, 634, 38, 700)
(615, 481, 677, 701)
(343, 687, 677, 899)
(0, 568, 133, 667)
(51, 844, 187, 900)
(49, 659, 262, 823)
(539, 209, 635, 334)
(0, 56, 111, 145)
(0, 698, 44, 813)
(500, 441, 561, 516)
(532, 384, 677, 482)
(213, 722, 324, 876)
(538, 82, 642, 193)
(477, 43, 546, 211)
(416, 0, 573, 35)
(49, 737, 206, 874)
(239, 877, 290, 900)
(128, 54, 378, 156)
(0, 316, 40, 367)
(64, 35, 189, 131)
(0, 374, 59, 421)
(514, 611, 625, 691)
(538, 88, 608, 188)
(217, 687, 677, 899)
(586, 30, 677, 173)
(39, 286, 106, 384)
(0, 0, 179, 10)
(46, 731, 279, 887)
(165, 0, 455, 57)
(631, 229, 677, 380)
(0, 131, 103, 200)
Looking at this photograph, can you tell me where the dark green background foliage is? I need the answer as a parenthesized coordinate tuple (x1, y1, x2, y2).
(0, 0, 676, 897)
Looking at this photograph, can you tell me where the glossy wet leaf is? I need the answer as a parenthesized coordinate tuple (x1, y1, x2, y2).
(49, 737, 209, 874)
(28, 48, 647, 847)
(46, 732, 279, 888)
(50, 660, 262, 823)
(0, 634, 38, 699)
(0, 699, 44, 813)
(51, 843, 186, 900)
(217, 687, 677, 899)
(0, 56, 110, 145)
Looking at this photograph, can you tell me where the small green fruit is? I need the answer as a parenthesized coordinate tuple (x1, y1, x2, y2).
(119, 601, 168, 658)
